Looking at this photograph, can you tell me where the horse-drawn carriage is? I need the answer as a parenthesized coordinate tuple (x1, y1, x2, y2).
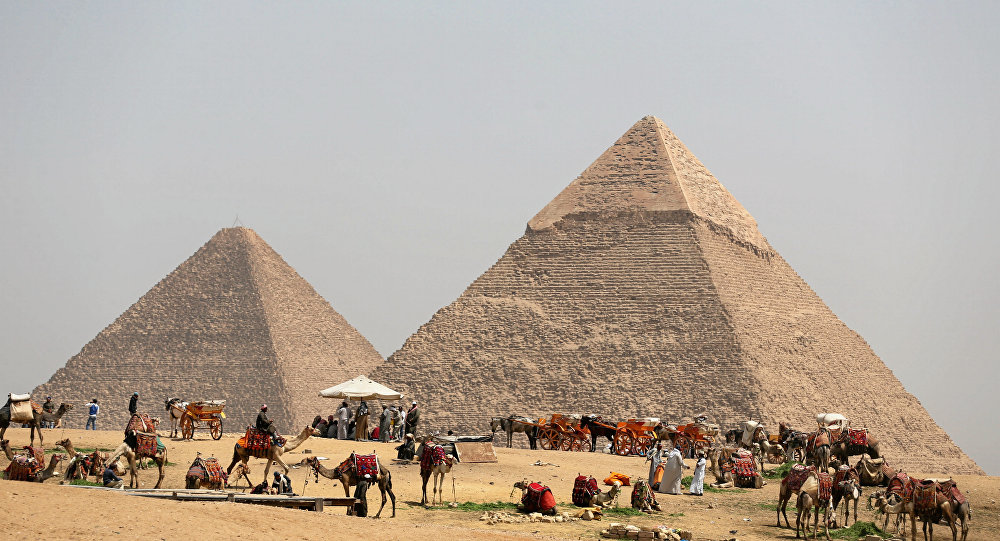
(536, 414, 592, 452)
(179, 400, 226, 440)
(612, 418, 658, 456)
(672, 421, 717, 456)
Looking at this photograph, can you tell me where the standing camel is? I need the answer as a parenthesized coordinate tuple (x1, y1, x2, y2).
(226, 425, 318, 484)
(833, 478, 862, 528)
(777, 464, 815, 528)
(417, 441, 454, 505)
(806, 428, 833, 473)
(301, 455, 396, 518)
(1, 400, 74, 447)
(107, 431, 167, 489)
(795, 471, 833, 540)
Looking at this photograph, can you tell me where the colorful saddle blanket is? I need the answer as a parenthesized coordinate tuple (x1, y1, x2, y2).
(126, 413, 157, 435)
(911, 479, 938, 514)
(238, 428, 278, 458)
(24, 445, 44, 465)
(4, 454, 43, 481)
(522, 482, 556, 513)
(844, 428, 869, 447)
(630, 479, 658, 510)
(817, 472, 833, 503)
(187, 457, 227, 485)
(731, 451, 757, 479)
(354, 453, 380, 479)
(419, 444, 450, 471)
(135, 432, 164, 458)
(781, 464, 815, 493)
(572, 475, 601, 506)
(887, 472, 911, 499)
(834, 465, 858, 486)
(938, 480, 967, 506)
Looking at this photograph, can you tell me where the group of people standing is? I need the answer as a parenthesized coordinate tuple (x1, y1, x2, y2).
(310, 400, 420, 442)
(645, 442, 707, 496)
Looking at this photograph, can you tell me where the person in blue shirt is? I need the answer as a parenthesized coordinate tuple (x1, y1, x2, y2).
(103, 465, 123, 488)
(85, 399, 99, 430)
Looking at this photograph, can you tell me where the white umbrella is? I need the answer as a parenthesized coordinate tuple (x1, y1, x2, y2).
(317, 375, 402, 401)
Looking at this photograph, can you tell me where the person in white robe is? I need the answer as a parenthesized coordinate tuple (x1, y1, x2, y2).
(658, 445, 686, 494)
(688, 451, 706, 495)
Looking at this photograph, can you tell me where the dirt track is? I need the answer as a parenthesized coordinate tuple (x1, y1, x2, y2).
(1, 428, 996, 540)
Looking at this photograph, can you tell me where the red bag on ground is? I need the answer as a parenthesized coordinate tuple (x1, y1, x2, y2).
(522, 482, 556, 513)
(572, 475, 600, 506)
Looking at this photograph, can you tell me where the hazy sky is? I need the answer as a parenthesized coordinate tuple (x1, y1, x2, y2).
(2, 3, 997, 474)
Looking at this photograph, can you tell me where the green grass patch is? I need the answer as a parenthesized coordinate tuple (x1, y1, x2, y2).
(758, 503, 779, 511)
(603, 506, 647, 517)
(681, 475, 693, 488)
(69, 479, 104, 487)
(667, 512, 685, 517)
(763, 460, 797, 479)
(829, 521, 888, 540)
(434, 501, 519, 512)
(705, 485, 747, 494)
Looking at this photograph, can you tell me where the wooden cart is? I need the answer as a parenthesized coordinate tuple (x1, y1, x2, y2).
(672, 422, 715, 456)
(613, 418, 659, 456)
(180, 400, 226, 440)
(536, 414, 592, 452)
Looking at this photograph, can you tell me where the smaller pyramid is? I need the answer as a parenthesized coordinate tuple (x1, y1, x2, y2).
(35, 227, 384, 432)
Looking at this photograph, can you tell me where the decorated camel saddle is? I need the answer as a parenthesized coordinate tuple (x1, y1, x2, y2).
(730, 448, 758, 481)
(630, 479, 660, 511)
(937, 479, 967, 506)
(834, 464, 859, 486)
(6, 393, 38, 423)
(335, 452, 381, 480)
(572, 475, 601, 506)
(817, 471, 834, 503)
(3, 445, 46, 481)
(419, 443, 451, 472)
(781, 464, 816, 493)
(238, 428, 284, 458)
(187, 456, 228, 486)
(128, 431, 165, 459)
(520, 482, 556, 514)
(909, 479, 939, 515)
(125, 413, 158, 435)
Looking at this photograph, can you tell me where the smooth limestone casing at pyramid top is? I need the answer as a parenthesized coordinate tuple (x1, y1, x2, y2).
(374, 116, 982, 475)
(34, 227, 384, 433)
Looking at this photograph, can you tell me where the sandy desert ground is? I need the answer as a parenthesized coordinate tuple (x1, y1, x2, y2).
(1, 427, 996, 541)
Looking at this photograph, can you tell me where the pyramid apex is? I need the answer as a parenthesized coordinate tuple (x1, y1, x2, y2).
(529, 117, 768, 250)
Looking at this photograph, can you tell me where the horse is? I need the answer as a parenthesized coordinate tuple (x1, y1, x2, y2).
(489, 416, 538, 449)
(164, 397, 187, 438)
(581, 415, 617, 453)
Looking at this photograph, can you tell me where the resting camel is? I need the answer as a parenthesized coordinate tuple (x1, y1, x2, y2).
(795, 471, 832, 540)
(185, 454, 228, 489)
(55, 438, 123, 482)
(417, 441, 454, 505)
(226, 426, 318, 484)
(489, 416, 538, 449)
(107, 431, 167, 489)
(164, 398, 187, 438)
(830, 430, 881, 466)
(590, 480, 622, 508)
(0, 400, 74, 447)
(301, 455, 396, 518)
(1, 439, 64, 482)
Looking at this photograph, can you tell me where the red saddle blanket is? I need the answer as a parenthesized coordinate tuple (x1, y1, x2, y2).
(911, 480, 938, 514)
(938, 480, 967, 506)
(24, 446, 44, 465)
(187, 457, 227, 485)
(782, 464, 815, 493)
(731, 453, 757, 479)
(572, 475, 601, 506)
(522, 482, 556, 513)
(834, 465, 858, 485)
(630, 480, 658, 510)
(419, 444, 450, 471)
(845, 428, 869, 447)
(135, 432, 163, 458)
(817, 472, 833, 503)
(888, 472, 911, 499)
(126, 413, 157, 435)
(354, 453, 379, 479)
(238, 428, 277, 458)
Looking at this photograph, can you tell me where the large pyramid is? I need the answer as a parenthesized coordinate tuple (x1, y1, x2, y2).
(35, 227, 384, 433)
(375, 116, 982, 475)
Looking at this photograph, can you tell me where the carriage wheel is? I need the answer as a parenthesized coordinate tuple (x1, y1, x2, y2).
(633, 434, 654, 456)
(576, 437, 593, 453)
(560, 432, 575, 451)
(210, 418, 223, 440)
(180, 416, 194, 440)
(675, 434, 691, 456)
(614, 432, 635, 456)
(538, 427, 561, 450)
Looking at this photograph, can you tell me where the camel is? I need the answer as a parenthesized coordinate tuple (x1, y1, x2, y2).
(107, 431, 167, 489)
(185, 454, 229, 489)
(795, 471, 832, 540)
(869, 486, 957, 541)
(869, 490, 910, 537)
(164, 398, 187, 438)
(706, 446, 735, 486)
(512, 480, 558, 516)
(226, 425, 318, 484)
(806, 428, 833, 473)
(226, 463, 253, 491)
(1, 400, 74, 447)
(855, 455, 893, 486)
(489, 416, 538, 449)
(1, 439, 64, 483)
(830, 429, 881, 466)
(590, 480, 621, 508)
(55, 438, 123, 482)
(777, 464, 815, 528)
(833, 478, 862, 528)
(417, 441, 454, 505)
(301, 455, 396, 518)
(580, 415, 618, 453)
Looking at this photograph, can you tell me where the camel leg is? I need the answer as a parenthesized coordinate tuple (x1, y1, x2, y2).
(226, 448, 243, 476)
(780, 495, 792, 528)
(420, 471, 429, 504)
(261, 455, 273, 485)
(373, 478, 389, 518)
(154, 453, 166, 489)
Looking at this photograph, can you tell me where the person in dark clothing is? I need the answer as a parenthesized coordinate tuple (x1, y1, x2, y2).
(311, 415, 322, 428)
(271, 470, 294, 495)
(42, 396, 55, 428)
(256, 404, 279, 445)
(404, 401, 420, 437)
(103, 466, 124, 488)
(128, 392, 139, 416)
(316, 416, 329, 437)
(325, 415, 337, 439)
(396, 433, 415, 460)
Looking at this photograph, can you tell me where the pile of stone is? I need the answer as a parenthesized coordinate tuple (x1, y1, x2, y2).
(479, 511, 579, 525)
(601, 523, 693, 541)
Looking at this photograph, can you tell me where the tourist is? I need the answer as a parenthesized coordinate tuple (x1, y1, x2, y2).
(315, 415, 329, 437)
(355, 400, 369, 441)
(42, 396, 55, 428)
(396, 433, 415, 460)
(336, 401, 351, 440)
(379, 405, 392, 443)
(688, 451, 706, 496)
(128, 392, 139, 416)
(103, 465, 123, 488)
(325, 415, 337, 439)
(391, 406, 402, 441)
(271, 470, 294, 495)
(405, 401, 420, 437)
(85, 398, 99, 430)
(256, 404, 278, 445)
(658, 445, 686, 495)
(645, 442, 663, 489)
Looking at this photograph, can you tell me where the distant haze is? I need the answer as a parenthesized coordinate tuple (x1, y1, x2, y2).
(1, 3, 997, 474)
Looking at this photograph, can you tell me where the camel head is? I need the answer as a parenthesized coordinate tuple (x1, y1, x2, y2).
(57, 403, 75, 415)
(55, 438, 71, 450)
(510, 479, 530, 497)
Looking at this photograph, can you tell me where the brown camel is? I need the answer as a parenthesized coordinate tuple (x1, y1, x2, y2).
(777, 464, 815, 528)
(55, 438, 123, 482)
(0, 400, 74, 447)
(301, 455, 396, 518)
(833, 478, 862, 528)
(107, 431, 167, 489)
(830, 429, 881, 466)
(869, 485, 957, 541)
(226, 426, 318, 484)
(795, 471, 832, 540)
(1, 440, 64, 483)
(417, 441, 454, 505)
(869, 490, 910, 537)
(806, 428, 833, 472)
